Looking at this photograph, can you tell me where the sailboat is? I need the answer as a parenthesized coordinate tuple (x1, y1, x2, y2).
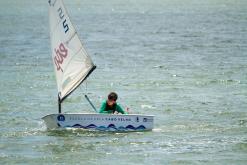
(42, 0, 154, 131)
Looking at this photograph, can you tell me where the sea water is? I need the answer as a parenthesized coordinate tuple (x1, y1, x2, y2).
(0, 0, 247, 164)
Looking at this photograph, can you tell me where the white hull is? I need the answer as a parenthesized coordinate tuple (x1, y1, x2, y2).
(42, 113, 154, 131)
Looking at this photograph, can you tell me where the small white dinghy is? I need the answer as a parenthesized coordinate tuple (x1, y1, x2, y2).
(43, 113, 154, 131)
(42, 0, 154, 131)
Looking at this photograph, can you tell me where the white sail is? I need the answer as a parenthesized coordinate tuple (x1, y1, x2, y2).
(48, 0, 95, 101)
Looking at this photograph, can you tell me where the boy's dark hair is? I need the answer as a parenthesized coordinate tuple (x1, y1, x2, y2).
(108, 92, 118, 101)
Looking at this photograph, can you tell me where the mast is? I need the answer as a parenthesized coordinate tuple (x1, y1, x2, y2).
(58, 94, 61, 113)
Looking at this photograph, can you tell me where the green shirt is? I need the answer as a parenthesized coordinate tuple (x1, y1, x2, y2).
(99, 100, 127, 114)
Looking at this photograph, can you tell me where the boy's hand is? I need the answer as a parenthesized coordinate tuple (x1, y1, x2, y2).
(126, 107, 130, 113)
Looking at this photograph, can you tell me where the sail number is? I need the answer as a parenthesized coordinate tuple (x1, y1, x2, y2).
(57, 7, 69, 33)
(48, 0, 69, 34)
(54, 43, 68, 72)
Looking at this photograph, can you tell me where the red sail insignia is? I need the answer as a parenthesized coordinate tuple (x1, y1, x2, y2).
(54, 43, 68, 72)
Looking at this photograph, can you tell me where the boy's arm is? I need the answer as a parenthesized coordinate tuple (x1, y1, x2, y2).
(116, 104, 127, 114)
(99, 100, 107, 113)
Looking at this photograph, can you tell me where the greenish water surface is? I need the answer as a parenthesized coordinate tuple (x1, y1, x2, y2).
(0, 0, 247, 164)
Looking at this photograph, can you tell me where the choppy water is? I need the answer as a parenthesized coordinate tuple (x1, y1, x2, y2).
(1, 0, 247, 164)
